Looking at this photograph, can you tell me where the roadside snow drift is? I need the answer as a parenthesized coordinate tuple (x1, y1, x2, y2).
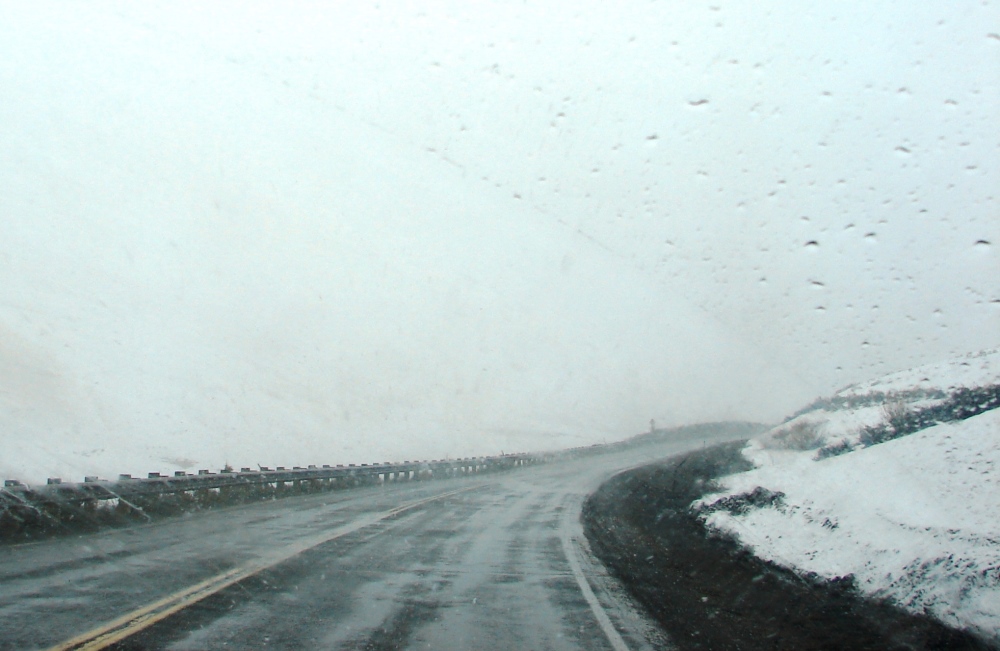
(696, 348, 1000, 641)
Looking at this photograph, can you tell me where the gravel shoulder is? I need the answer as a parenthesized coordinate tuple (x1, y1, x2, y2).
(582, 440, 994, 650)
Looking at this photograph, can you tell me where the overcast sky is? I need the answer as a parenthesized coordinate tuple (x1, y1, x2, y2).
(1, 1, 997, 481)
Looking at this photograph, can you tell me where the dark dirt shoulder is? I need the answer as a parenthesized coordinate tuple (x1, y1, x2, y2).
(582, 440, 994, 650)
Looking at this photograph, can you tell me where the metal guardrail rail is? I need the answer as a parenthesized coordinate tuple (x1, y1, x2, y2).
(0, 422, 756, 540)
(0, 450, 584, 539)
(0, 454, 541, 514)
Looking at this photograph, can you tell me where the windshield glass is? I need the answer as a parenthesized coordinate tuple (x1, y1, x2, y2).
(1, 2, 997, 650)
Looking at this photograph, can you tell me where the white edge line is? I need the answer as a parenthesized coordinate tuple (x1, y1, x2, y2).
(560, 511, 631, 651)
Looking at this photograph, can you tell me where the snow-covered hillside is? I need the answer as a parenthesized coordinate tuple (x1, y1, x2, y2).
(696, 348, 1000, 641)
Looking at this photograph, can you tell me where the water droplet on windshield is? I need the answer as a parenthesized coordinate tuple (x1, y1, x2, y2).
(804, 240, 820, 250)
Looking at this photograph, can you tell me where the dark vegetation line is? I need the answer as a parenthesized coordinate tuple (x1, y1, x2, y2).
(582, 441, 995, 650)
(785, 387, 949, 421)
(817, 383, 1000, 458)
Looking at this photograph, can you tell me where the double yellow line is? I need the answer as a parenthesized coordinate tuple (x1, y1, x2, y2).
(48, 486, 478, 651)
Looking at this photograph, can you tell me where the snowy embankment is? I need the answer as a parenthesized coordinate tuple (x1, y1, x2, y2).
(696, 348, 1000, 642)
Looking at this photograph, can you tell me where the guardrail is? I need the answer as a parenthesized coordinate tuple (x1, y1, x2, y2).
(0, 422, 759, 541)
(4, 455, 538, 497)
(0, 453, 549, 540)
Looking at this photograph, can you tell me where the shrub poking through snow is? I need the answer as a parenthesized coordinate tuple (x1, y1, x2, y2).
(782, 388, 947, 422)
(859, 400, 911, 447)
(760, 421, 824, 451)
(815, 439, 852, 460)
(815, 382, 1000, 457)
(698, 486, 786, 516)
(863, 383, 1000, 446)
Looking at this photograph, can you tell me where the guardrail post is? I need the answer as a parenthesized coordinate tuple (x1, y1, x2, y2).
(0, 442, 555, 541)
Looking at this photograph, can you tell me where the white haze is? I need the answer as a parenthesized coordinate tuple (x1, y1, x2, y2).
(0, 1, 997, 482)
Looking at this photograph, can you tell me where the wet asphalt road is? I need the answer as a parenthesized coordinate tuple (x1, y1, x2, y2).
(0, 434, 737, 650)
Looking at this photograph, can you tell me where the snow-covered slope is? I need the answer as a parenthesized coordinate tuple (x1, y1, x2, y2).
(759, 348, 1000, 454)
(696, 348, 1000, 641)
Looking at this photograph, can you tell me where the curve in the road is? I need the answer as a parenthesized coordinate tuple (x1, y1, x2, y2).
(0, 430, 750, 651)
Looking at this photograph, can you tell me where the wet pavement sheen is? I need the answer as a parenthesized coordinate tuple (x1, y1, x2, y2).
(0, 434, 736, 650)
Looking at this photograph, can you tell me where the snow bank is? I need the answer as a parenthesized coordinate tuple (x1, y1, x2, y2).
(755, 347, 1000, 454)
(697, 348, 1000, 641)
(838, 348, 1000, 398)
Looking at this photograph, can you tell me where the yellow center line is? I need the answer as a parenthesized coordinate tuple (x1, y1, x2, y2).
(47, 486, 480, 651)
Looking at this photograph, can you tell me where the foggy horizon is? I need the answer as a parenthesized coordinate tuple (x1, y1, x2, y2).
(1, 1, 997, 482)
